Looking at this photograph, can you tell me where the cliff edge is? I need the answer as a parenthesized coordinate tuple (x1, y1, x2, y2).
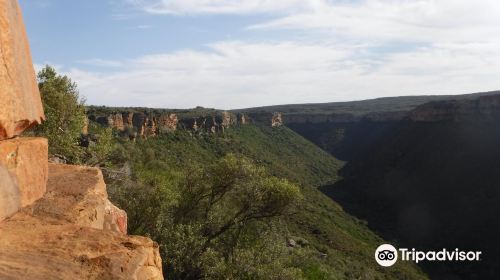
(0, 1, 164, 279)
(0, 164, 163, 280)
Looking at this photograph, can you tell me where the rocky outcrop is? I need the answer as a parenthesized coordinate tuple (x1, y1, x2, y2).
(108, 113, 125, 131)
(238, 113, 247, 125)
(221, 111, 235, 129)
(0, 164, 163, 280)
(95, 113, 125, 132)
(0, 137, 48, 221)
(272, 113, 283, 127)
(157, 114, 178, 133)
(144, 118, 157, 138)
(180, 112, 242, 133)
(123, 112, 133, 128)
(0, 2, 164, 278)
(0, 0, 45, 140)
(131, 113, 157, 138)
(89, 111, 248, 137)
(0, 0, 48, 221)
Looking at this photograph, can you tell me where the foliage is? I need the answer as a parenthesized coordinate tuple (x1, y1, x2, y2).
(110, 154, 302, 279)
(33, 65, 113, 165)
(105, 125, 428, 280)
(35, 65, 86, 162)
(82, 121, 114, 166)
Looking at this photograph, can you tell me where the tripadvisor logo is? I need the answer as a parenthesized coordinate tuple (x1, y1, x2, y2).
(375, 244, 482, 267)
(375, 244, 398, 267)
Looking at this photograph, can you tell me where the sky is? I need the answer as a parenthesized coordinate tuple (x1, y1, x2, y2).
(19, 0, 500, 109)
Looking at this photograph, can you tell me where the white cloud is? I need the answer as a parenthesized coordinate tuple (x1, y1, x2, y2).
(77, 59, 123, 67)
(65, 40, 500, 109)
(135, 24, 153, 29)
(250, 0, 500, 44)
(131, 0, 500, 45)
(58, 1, 500, 109)
(129, 0, 321, 15)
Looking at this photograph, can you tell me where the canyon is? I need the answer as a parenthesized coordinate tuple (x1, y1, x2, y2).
(83, 85, 500, 280)
(252, 93, 500, 280)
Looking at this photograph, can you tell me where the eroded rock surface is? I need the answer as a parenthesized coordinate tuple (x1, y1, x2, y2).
(0, 0, 45, 139)
(0, 164, 163, 280)
(104, 199, 128, 235)
(0, 137, 48, 220)
(271, 112, 283, 127)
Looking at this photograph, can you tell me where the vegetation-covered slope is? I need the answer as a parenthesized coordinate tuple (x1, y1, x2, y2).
(105, 124, 427, 279)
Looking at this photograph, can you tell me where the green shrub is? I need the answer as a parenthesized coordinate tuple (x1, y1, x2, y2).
(35, 65, 86, 162)
(33, 65, 113, 166)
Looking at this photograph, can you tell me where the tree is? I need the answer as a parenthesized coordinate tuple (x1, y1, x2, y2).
(34, 65, 113, 165)
(36, 65, 86, 163)
(111, 153, 304, 279)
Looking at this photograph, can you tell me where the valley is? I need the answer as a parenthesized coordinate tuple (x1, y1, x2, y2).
(260, 93, 500, 280)
(82, 90, 500, 279)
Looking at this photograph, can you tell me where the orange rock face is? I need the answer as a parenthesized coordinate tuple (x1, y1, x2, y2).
(0, 0, 45, 140)
(0, 137, 48, 221)
(0, 163, 163, 279)
(108, 113, 125, 131)
(157, 113, 178, 132)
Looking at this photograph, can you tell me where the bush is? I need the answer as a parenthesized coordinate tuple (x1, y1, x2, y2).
(35, 66, 86, 162)
(34, 65, 112, 165)
(110, 153, 303, 279)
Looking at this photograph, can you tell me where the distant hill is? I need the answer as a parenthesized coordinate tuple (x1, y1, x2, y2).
(236, 90, 500, 116)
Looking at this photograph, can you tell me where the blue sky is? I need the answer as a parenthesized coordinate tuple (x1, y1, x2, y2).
(20, 0, 500, 109)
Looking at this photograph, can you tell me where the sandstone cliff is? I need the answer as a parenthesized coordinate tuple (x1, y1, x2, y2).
(88, 109, 249, 138)
(0, 0, 45, 140)
(0, 1, 164, 278)
(0, 164, 163, 280)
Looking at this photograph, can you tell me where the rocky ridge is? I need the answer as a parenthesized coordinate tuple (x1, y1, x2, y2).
(409, 94, 500, 122)
(88, 110, 250, 139)
(243, 94, 500, 126)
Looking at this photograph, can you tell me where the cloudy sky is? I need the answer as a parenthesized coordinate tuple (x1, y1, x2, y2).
(20, 0, 500, 109)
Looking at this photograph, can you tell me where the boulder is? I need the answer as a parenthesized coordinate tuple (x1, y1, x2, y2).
(0, 0, 45, 140)
(31, 163, 107, 229)
(0, 137, 48, 221)
(0, 163, 163, 279)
